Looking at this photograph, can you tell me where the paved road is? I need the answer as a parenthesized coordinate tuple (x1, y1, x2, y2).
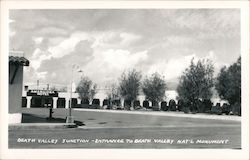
(9, 108, 241, 148)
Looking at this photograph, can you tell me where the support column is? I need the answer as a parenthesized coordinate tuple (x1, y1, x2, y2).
(121, 98, 125, 107)
(149, 101, 152, 107)
(139, 100, 143, 107)
(65, 98, 70, 109)
(26, 96, 32, 108)
(53, 97, 58, 109)
(99, 98, 104, 105)
(77, 98, 81, 105)
(99, 98, 104, 109)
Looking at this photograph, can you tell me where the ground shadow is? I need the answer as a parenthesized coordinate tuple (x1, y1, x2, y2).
(21, 113, 85, 126)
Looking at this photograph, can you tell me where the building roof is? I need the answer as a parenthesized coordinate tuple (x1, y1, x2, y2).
(9, 56, 29, 66)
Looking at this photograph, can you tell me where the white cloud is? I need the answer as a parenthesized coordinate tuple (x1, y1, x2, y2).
(101, 49, 148, 69)
(205, 50, 228, 75)
(51, 72, 57, 78)
(31, 55, 49, 70)
(206, 50, 216, 60)
(32, 48, 42, 59)
(31, 48, 51, 70)
(147, 51, 225, 81)
(48, 32, 89, 58)
(30, 31, 141, 72)
(38, 27, 68, 36)
(33, 37, 43, 44)
(49, 37, 66, 46)
(166, 36, 196, 45)
(91, 31, 141, 48)
(10, 10, 239, 87)
(148, 54, 196, 80)
(120, 32, 141, 45)
(92, 32, 120, 48)
(36, 71, 48, 79)
(45, 31, 142, 67)
(81, 49, 148, 85)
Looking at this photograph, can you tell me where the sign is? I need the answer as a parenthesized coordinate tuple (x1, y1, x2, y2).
(27, 89, 58, 97)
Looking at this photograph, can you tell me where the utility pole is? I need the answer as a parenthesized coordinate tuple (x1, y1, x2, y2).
(37, 80, 39, 91)
(66, 65, 75, 123)
(66, 65, 82, 123)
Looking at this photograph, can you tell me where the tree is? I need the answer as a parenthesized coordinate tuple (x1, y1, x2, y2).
(118, 69, 142, 107)
(76, 76, 97, 101)
(106, 83, 120, 100)
(215, 57, 241, 106)
(105, 83, 120, 107)
(142, 72, 167, 103)
(177, 58, 214, 112)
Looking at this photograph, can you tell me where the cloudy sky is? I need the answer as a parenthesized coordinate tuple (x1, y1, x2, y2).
(9, 9, 240, 89)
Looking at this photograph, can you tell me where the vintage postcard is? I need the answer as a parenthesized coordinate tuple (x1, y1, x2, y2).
(0, 0, 249, 160)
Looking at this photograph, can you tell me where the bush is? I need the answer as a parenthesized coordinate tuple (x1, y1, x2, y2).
(189, 99, 202, 114)
(202, 99, 213, 113)
(92, 99, 100, 105)
(190, 104, 196, 114)
(109, 99, 122, 110)
(81, 98, 89, 105)
(133, 100, 141, 107)
(231, 102, 241, 116)
(169, 99, 176, 111)
(72, 98, 78, 108)
(112, 99, 121, 106)
(124, 99, 132, 110)
(177, 99, 184, 112)
(152, 100, 160, 111)
(91, 99, 100, 109)
(161, 101, 168, 111)
(143, 100, 149, 109)
(211, 103, 222, 115)
(103, 99, 109, 106)
(221, 103, 230, 115)
(183, 101, 191, 114)
(79, 98, 88, 108)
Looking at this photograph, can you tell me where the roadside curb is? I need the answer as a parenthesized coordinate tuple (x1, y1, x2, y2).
(9, 123, 77, 130)
(74, 108, 241, 121)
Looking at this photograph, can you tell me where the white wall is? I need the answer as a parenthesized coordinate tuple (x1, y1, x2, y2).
(9, 65, 23, 123)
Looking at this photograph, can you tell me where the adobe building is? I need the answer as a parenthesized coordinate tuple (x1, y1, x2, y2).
(21, 88, 179, 109)
(9, 53, 29, 123)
